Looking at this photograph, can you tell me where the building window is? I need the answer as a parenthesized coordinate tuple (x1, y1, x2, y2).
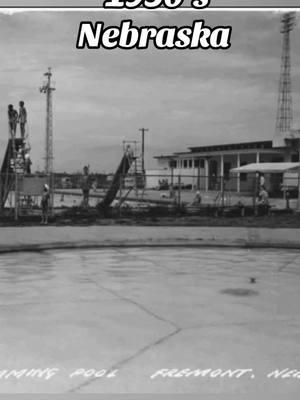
(189, 160, 193, 169)
(194, 159, 205, 168)
(169, 160, 177, 169)
(183, 160, 188, 168)
(292, 154, 299, 162)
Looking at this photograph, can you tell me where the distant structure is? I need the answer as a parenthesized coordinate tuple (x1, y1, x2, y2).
(150, 13, 299, 194)
(274, 12, 296, 147)
(40, 67, 55, 174)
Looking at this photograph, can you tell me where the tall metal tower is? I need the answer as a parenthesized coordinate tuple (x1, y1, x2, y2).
(274, 12, 296, 147)
(40, 67, 55, 174)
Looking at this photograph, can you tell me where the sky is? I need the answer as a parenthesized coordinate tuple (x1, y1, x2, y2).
(0, 9, 300, 173)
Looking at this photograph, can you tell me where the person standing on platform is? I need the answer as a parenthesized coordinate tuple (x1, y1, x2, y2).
(125, 144, 134, 159)
(8, 104, 18, 137)
(18, 101, 27, 140)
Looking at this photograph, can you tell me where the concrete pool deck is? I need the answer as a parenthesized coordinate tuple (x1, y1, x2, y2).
(0, 226, 300, 252)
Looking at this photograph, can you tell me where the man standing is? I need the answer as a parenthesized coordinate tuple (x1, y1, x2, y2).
(8, 104, 18, 137)
(19, 101, 27, 140)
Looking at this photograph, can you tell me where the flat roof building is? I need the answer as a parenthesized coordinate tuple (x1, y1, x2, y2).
(151, 137, 299, 193)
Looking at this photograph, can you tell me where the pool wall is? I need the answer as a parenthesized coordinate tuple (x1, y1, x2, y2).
(0, 226, 300, 253)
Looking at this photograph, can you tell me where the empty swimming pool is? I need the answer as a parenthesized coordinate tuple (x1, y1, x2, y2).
(0, 247, 299, 394)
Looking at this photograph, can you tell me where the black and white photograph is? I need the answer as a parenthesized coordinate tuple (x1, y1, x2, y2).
(0, 2, 299, 395)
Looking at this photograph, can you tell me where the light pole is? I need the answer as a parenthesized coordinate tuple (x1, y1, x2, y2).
(139, 128, 149, 174)
(40, 67, 55, 211)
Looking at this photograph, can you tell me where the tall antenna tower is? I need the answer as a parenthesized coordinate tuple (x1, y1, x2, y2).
(40, 67, 55, 173)
(274, 12, 296, 147)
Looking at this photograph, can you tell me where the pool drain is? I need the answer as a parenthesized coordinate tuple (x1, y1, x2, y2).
(221, 288, 259, 297)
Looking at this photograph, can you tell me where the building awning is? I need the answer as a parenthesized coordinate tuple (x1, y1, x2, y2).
(231, 162, 300, 174)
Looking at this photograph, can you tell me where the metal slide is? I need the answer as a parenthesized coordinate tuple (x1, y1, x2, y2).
(0, 138, 23, 210)
(100, 154, 134, 209)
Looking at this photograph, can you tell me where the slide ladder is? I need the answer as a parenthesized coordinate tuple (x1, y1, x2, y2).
(128, 155, 145, 198)
(0, 138, 24, 210)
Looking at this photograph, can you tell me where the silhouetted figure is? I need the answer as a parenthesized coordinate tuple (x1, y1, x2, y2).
(8, 104, 18, 137)
(125, 144, 134, 159)
(18, 101, 27, 140)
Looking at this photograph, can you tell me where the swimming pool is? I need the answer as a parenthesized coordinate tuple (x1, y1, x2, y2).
(0, 247, 299, 393)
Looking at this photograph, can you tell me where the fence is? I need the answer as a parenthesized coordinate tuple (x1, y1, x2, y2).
(0, 170, 299, 219)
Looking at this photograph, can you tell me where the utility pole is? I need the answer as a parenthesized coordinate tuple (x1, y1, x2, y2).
(40, 67, 56, 209)
(139, 128, 148, 174)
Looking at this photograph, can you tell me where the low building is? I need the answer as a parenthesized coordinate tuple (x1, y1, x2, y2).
(150, 137, 299, 194)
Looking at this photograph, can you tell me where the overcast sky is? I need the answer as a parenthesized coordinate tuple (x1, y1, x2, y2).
(0, 10, 300, 173)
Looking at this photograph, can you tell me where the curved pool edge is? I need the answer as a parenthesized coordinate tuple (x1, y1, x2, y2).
(0, 226, 300, 253)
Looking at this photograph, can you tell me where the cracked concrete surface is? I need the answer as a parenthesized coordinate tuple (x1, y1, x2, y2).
(0, 247, 299, 393)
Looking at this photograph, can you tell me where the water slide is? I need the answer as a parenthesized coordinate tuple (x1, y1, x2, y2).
(0, 138, 23, 209)
(100, 153, 134, 209)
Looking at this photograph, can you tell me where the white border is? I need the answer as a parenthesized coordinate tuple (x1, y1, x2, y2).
(0, 7, 299, 13)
